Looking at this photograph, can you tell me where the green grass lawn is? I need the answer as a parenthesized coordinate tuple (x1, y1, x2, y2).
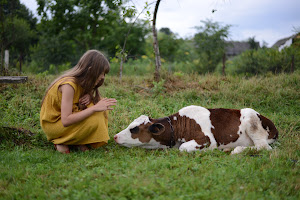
(0, 72, 299, 199)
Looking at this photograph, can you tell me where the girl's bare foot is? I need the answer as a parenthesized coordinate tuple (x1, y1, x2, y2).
(78, 145, 89, 152)
(54, 144, 70, 154)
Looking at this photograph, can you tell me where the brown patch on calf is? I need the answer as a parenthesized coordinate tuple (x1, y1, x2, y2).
(170, 113, 211, 147)
(150, 118, 177, 147)
(131, 123, 154, 143)
(257, 114, 279, 140)
(130, 118, 177, 147)
(209, 109, 241, 145)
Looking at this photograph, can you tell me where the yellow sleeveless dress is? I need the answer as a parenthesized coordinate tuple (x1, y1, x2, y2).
(40, 77, 109, 148)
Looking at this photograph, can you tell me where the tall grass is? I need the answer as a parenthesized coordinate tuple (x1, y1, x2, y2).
(0, 72, 299, 199)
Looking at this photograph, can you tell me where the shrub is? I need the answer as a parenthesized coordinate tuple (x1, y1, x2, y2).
(223, 47, 299, 75)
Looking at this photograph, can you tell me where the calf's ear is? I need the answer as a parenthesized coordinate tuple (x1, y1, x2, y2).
(148, 123, 165, 135)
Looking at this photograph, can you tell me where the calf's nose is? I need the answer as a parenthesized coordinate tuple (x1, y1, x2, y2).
(114, 135, 118, 142)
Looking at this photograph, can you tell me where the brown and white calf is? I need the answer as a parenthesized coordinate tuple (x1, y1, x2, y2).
(114, 106, 278, 154)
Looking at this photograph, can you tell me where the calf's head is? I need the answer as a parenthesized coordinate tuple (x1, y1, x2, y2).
(114, 115, 170, 149)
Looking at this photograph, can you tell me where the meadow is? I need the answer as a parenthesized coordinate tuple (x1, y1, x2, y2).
(0, 71, 299, 199)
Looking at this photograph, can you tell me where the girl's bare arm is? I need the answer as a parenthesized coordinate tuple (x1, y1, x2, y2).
(60, 84, 117, 127)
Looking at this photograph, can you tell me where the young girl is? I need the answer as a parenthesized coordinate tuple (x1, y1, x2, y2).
(40, 50, 117, 154)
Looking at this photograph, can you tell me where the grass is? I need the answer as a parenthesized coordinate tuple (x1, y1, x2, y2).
(0, 71, 299, 199)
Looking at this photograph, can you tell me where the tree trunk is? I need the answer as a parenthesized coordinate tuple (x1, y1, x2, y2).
(0, 46, 3, 75)
(153, 0, 162, 82)
(291, 54, 294, 73)
(222, 53, 226, 76)
(19, 53, 23, 73)
(0, 3, 4, 75)
(119, 55, 123, 83)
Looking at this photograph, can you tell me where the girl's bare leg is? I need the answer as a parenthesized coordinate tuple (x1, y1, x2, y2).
(78, 145, 89, 152)
(54, 144, 70, 154)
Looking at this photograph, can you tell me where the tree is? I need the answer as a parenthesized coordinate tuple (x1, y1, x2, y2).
(0, 0, 37, 74)
(159, 27, 172, 35)
(30, 32, 74, 72)
(117, 2, 152, 82)
(8, 18, 36, 72)
(157, 28, 179, 62)
(152, 0, 162, 82)
(248, 36, 260, 50)
(35, 0, 150, 71)
(194, 19, 231, 73)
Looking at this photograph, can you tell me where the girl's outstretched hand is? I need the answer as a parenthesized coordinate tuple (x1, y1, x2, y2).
(93, 98, 117, 112)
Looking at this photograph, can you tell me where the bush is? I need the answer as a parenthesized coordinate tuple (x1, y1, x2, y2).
(223, 47, 300, 75)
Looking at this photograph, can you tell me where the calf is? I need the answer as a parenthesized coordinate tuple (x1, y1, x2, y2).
(114, 106, 278, 154)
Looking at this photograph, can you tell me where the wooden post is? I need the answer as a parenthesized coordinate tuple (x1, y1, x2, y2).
(4, 50, 9, 70)
(119, 55, 123, 83)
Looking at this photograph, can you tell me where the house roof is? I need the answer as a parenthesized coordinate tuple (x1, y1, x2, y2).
(271, 34, 297, 49)
(225, 41, 257, 56)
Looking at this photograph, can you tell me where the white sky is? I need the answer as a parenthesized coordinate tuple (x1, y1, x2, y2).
(21, 0, 300, 47)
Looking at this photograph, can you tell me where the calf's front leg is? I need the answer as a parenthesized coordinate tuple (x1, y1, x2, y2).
(179, 140, 203, 152)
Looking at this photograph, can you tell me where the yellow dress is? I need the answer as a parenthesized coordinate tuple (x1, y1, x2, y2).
(40, 77, 109, 148)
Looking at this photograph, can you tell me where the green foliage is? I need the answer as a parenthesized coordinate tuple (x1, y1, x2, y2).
(32, 0, 150, 72)
(157, 28, 180, 62)
(30, 32, 75, 71)
(173, 38, 198, 63)
(223, 47, 300, 75)
(247, 36, 260, 50)
(0, 73, 299, 199)
(0, 0, 37, 73)
(194, 19, 231, 73)
(151, 79, 166, 96)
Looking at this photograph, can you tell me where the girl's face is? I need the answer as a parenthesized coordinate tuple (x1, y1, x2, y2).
(94, 72, 105, 88)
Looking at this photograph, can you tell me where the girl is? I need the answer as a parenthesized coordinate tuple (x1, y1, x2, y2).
(40, 50, 117, 154)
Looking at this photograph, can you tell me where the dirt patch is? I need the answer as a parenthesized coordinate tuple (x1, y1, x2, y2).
(0, 126, 36, 146)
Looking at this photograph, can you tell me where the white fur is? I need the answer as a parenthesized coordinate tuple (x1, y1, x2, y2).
(179, 140, 202, 152)
(127, 115, 150, 129)
(217, 131, 254, 150)
(228, 108, 272, 154)
(115, 128, 142, 147)
(179, 105, 217, 149)
(115, 115, 167, 149)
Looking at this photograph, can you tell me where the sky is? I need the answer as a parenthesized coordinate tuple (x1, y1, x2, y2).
(21, 0, 300, 47)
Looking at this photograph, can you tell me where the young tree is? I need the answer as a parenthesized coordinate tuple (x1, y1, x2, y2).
(194, 19, 231, 73)
(117, 2, 152, 82)
(152, 0, 161, 81)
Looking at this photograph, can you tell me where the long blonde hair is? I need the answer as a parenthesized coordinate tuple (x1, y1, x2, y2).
(41, 50, 110, 107)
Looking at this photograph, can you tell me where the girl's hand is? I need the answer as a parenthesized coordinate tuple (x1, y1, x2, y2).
(93, 98, 117, 112)
(79, 94, 91, 106)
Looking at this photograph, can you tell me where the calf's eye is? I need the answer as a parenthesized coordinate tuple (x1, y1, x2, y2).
(130, 126, 139, 134)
